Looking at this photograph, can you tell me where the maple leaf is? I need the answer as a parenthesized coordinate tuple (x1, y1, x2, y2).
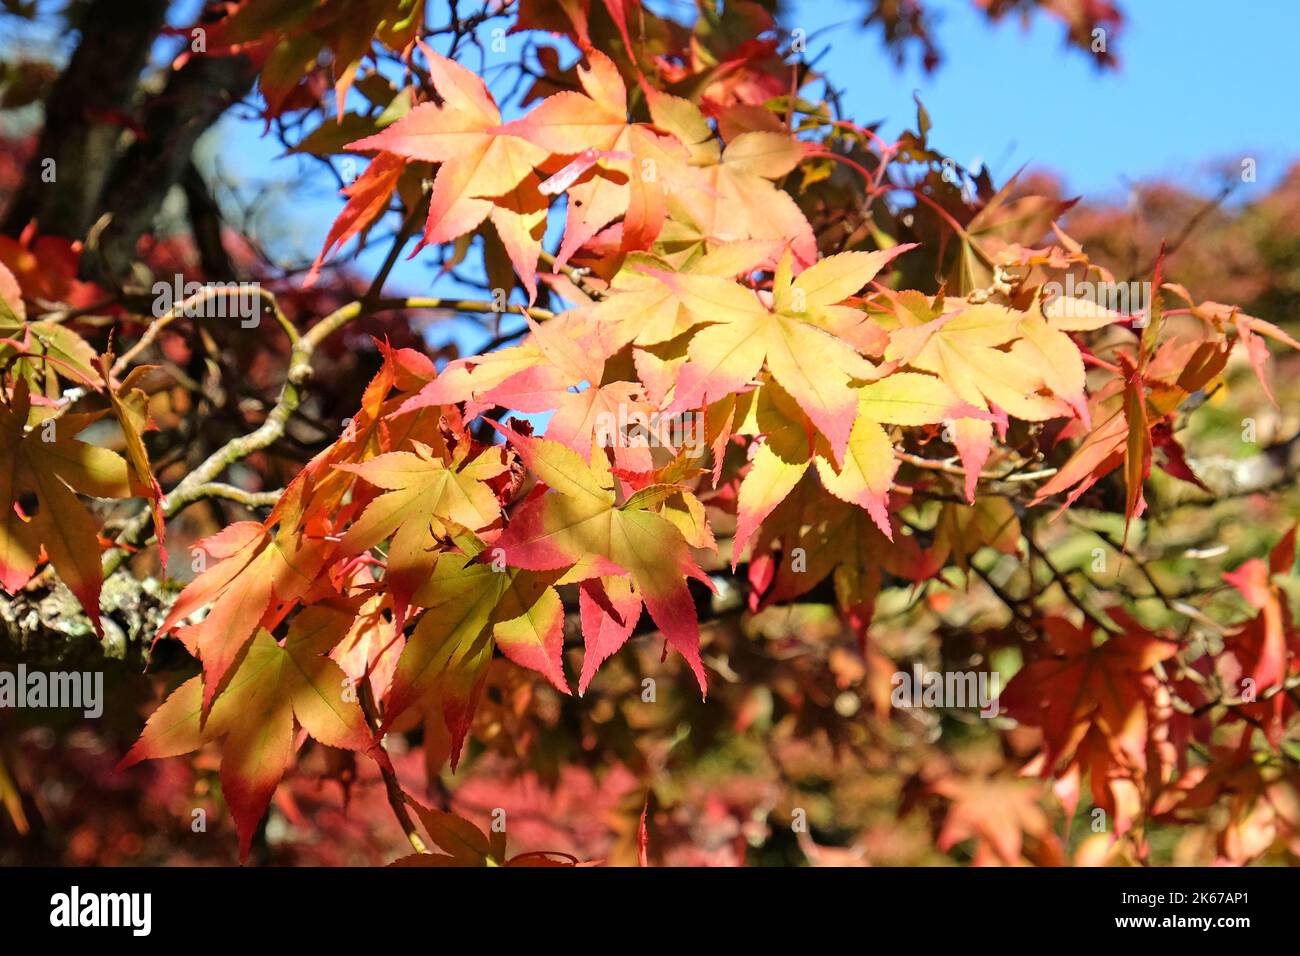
(1162, 284, 1300, 407)
(508, 52, 688, 265)
(817, 371, 983, 535)
(651, 94, 817, 266)
(490, 568, 569, 694)
(881, 294, 1075, 499)
(577, 575, 642, 694)
(1003, 616, 1178, 769)
(399, 309, 663, 469)
(1219, 526, 1299, 744)
(725, 360, 978, 564)
(391, 796, 577, 866)
(946, 176, 1076, 295)
(667, 248, 909, 462)
(1031, 288, 1213, 541)
(1030, 380, 1128, 513)
(922, 771, 1063, 866)
(0, 380, 134, 634)
(99, 355, 166, 566)
(198, 0, 425, 119)
(335, 440, 508, 629)
(155, 519, 333, 717)
(0, 284, 100, 396)
(471, 364, 654, 470)
(381, 543, 568, 765)
(1001, 614, 1179, 834)
(749, 473, 942, 623)
(383, 551, 502, 761)
(506, 49, 630, 156)
(588, 242, 781, 349)
(1010, 307, 1089, 423)
(486, 173, 550, 302)
(306, 151, 406, 287)
(1227, 307, 1300, 406)
(491, 425, 712, 693)
(330, 585, 405, 702)
(398, 309, 617, 416)
(348, 46, 549, 289)
(728, 382, 816, 564)
(931, 496, 1021, 574)
(121, 606, 376, 861)
(1156, 742, 1300, 864)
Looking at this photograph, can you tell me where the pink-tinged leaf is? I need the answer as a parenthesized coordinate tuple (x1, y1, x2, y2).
(493, 426, 711, 693)
(951, 417, 993, 503)
(492, 573, 570, 694)
(577, 576, 641, 695)
(815, 415, 895, 538)
(124, 614, 373, 862)
(306, 152, 405, 287)
(488, 173, 548, 302)
(348, 49, 547, 253)
(734, 441, 809, 564)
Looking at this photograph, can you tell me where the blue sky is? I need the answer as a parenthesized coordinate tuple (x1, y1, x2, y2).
(197, 0, 1298, 327)
(788, 0, 1298, 201)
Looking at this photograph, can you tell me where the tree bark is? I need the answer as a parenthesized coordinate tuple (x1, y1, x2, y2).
(1, 0, 169, 239)
(2, 0, 259, 290)
(79, 46, 257, 286)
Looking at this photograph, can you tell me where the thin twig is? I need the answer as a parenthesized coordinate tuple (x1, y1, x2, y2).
(103, 294, 550, 573)
(111, 284, 296, 378)
(896, 450, 1056, 483)
(1025, 533, 1120, 634)
(184, 483, 282, 509)
(358, 682, 428, 855)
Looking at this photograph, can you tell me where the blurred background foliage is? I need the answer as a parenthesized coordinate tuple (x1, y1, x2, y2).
(1, 0, 1297, 866)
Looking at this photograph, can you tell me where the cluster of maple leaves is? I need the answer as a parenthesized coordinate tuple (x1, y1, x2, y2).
(0, 254, 165, 637)
(2, 0, 1298, 865)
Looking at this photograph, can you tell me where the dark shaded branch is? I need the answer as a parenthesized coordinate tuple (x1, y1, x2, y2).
(0, 573, 179, 672)
(181, 160, 236, 279)
(80, 48, 257, 285)
(1, 0, 169, 238)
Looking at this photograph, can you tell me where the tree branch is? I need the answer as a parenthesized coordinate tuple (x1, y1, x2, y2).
(103, 295, 554, 573)
(80, 44, 257, 285)
(358, 683, 428, 855)
(1, 0, 169, 238)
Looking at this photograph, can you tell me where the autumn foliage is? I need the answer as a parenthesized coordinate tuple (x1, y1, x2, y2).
(1, 0, 1299, 867)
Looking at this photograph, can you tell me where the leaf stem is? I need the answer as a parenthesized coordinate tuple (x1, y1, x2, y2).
(358, 681, 428, 856)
